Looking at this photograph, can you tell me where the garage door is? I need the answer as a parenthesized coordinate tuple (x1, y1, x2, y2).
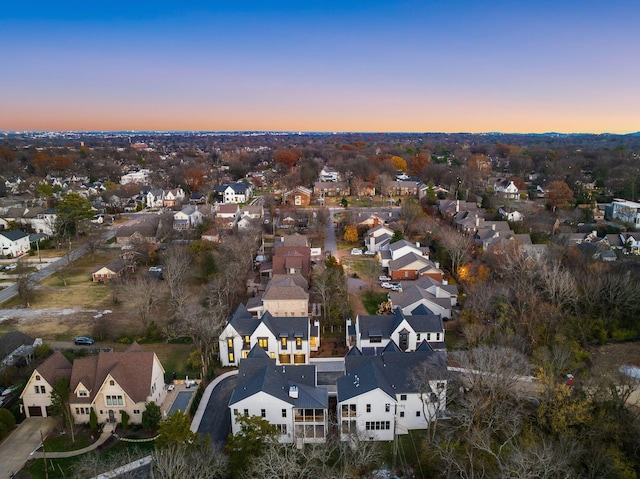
(28, 406, 43, 417)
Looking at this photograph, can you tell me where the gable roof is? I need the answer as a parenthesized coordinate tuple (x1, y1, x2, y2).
(68, 342, 160, 404)
(34, 351, 73, 386)
(337, 349, 446, 402)
(229, 355, 324, 407)
(357, 308, 443, 340)
(0, 229, 29, 241)
(0, 331, 35, 360)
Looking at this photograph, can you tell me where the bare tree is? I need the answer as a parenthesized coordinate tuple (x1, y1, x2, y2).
(399, 197, 423, 236)
(123, 277, 164, 331)
(438, 226, 475, 277)
(173, 299, 227, 379)
(152, 442, 229, 479)
(162, 244, 194, 307)
(83, 227, 104, 263)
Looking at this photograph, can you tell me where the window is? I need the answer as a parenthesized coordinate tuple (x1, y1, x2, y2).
(34, 385, 39, 394)
(228, 351, 234, 363)
(400, 394, 407, 401)
(133, 410, 140, 414)
(282, 409, 287, 418)
(416, 411, 421, 417)
(233, 409, 238, 416)
(296, 337, 302, 349)
(385, 404, 391, 412)
(79, 390, 88, 397)
(366, 404, 371, 413)
(426, 333, 431, 341)
(270, 352, 275, 359)
(399, 332, 408, 351)
(399, 411, 405, 417)
(276, 424, 287, 435)
(75, 408, 80, 414)
(370, 335, 382, 343)
(35, 375, 40, 381)
(243, 335, 250, 348)
(227, 338, 233, 349)
(261, 409, 266, 418)
(341, 404, 356, 417)
(110, 380, 115, 386)
(281, 337, 287, 348)
(244, 409, 249, 416)
(258, 337, 268, 349)
(106, 395, 124, 406)
(34, 385, 45, 394)
(416, 334, 420, 341)
(437, 382, 445, 390)
(365, 421, 391, 431)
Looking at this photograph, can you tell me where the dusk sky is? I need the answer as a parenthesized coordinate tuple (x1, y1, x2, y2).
(1, 1, 638, 133)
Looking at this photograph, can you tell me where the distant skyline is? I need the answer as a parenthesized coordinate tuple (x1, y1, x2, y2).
(1, 1, 638, 134)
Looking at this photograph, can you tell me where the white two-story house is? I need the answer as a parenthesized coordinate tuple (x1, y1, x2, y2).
(219, 305, 319, 366)
(337, 346, 447, 441)
(347, 307, 445, 354)
(229, 349, 328, 445)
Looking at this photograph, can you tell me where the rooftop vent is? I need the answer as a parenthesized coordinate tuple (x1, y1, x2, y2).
(289, 385, 298, 399)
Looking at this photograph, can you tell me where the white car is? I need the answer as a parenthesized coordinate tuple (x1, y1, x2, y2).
(379, 275, 391, 282)
(351, 248, 363, 256)
(381, 282, 392, 289)
(364, 250, 376, 256)
(5, 263, 17, 271)
(390, 284, 403, 292)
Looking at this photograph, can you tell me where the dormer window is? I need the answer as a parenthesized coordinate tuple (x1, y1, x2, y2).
(79, 390, 88, 397)
(109, 380, 115, 386)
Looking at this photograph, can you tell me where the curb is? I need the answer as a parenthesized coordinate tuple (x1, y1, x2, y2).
(190, 370, 238, 433)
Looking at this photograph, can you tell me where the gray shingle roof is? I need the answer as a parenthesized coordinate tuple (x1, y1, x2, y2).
(337, 349, 446, 403)
(229, 356, 326, 408)
(357, 308, 443, 340)
(0, 229, 29, 241)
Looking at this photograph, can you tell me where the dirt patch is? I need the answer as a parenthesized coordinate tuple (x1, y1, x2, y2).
(588, 342, 640, 382)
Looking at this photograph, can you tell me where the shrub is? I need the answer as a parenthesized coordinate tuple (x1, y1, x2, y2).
(35, 343, 52, 358)
(0, 408, 16, 429)
(142, 402, 162, 431)
(90, 408, 98, 433)
(0, 422, 8, 440)
(121, 410, 130, 431)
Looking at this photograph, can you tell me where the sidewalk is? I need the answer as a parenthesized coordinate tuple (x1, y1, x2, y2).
(30, 422, 116, 459)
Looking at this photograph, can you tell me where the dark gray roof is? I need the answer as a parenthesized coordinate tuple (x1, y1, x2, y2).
(0, 229, 29, 241)
(357, 308, 443, 340)
(229, 356, 326, 408)
(337, 349, 446, 402)
(227, 307, 309, 340)
(0, 331, 35, 360)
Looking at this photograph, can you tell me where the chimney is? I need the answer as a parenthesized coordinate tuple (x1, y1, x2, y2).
(491, 224, 496, 230)
(415, 241, 420, 248)
(475, 216, 480, 226)
(435, 261, 440, 269)
(456, 200, 460, 213)
(442, 278, 448, 285)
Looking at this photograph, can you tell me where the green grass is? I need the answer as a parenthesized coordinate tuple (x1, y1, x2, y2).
(444, 328, 463, 350)
(380, 430, 435, 479)
(360, 291, 388, 314)
(43, 432, 91, 452)
(149, 342, 200, 381)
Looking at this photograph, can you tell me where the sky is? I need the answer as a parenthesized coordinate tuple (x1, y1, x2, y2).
(1, 1, 638, 133)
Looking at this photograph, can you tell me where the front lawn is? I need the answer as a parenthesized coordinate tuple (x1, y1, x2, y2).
(360, 291, 388, 315)
(43, 431, 91, 452)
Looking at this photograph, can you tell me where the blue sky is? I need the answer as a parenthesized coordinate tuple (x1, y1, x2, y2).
(1, 1, 638, 132)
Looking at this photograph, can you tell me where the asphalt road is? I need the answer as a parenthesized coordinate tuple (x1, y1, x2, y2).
(196, 375, 236, 447)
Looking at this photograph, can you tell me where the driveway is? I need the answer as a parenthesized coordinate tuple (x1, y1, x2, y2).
(0, 417, 58, 478)
(194, 374, 237, 447)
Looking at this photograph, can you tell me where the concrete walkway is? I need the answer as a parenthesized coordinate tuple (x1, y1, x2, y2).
(30, 422, 116, 459)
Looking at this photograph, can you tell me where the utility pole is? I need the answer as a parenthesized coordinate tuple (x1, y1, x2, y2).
(40, 429, 49, 479)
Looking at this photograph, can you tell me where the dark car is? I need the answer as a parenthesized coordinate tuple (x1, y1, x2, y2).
(74, 336, 95, 346)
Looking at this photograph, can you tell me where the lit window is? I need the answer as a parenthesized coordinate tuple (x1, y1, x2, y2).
(281, 337, 287, 348)
(227, 338, 233, 349)
(296, 337, 302, 349)
(258, 337, 268, 349)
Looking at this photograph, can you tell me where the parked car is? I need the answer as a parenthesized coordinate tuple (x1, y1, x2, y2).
(74, 336, 95, 346)
(364, 250, 376, 256)
(379, 275, 391, 282)
(381, 282, 392, 289)
(351, 248, 363, 256)
(5, 263, 17, 271)
(148, 266, 164, 272)
(390, 284, 403, 292)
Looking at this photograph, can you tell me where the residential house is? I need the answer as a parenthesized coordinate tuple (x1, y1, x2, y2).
(145, 189, 165, 209)
(92, 258, 127, 282)
(498, 206, 524, 222)
(120, 169, 151, 185)
(319, 167, 340, 182)
(283, 186, 313, 206)
(215, 182, 253, 204)
(173, 205, 206, 230)
(390, 180, 421, 196)
(606, 199, 640, 228)
(219, 305, 318, 366)
(346, 307, 445, 354)
(388, 277, 458, 319)
(215, 203, 240, 229)
(0, 229, 31, 258)
(229, 350, 328, 445)
(337, 346, 447, 441)
(22, 343, 165, 424)
(260, 277, 309, 318)
(272, 241, 312, 278)
(0, 331, 38, 368)
(313, 181, 350, 197)
(163, 188, 186, 208)
(115, 217, 163, 245)
(19, 207, 57, 236)
(21, 352, 72, 417)
(201, 227, 221, 243)
(364, 225, 394, 254)
(238, 204, 264, 230)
